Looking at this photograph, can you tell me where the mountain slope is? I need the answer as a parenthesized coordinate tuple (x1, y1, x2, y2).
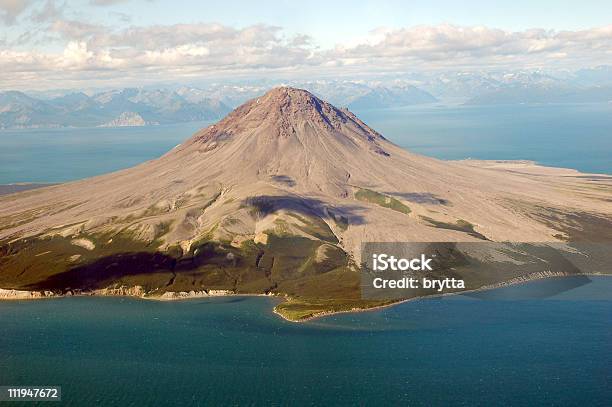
(0, 87, 610, 319)
(0, 91, 63, 129)
(0, 88, 231, 129)
(466, 85, 612, 105)
(99, 112, 152, 127)
(347, 86, 437, 109)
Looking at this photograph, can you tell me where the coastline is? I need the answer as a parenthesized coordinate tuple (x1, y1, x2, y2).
(1, 272, 607, 322)
(0, 183, 58, 196)
(0, 286, 276, 301)
(272, 271, 607, 322)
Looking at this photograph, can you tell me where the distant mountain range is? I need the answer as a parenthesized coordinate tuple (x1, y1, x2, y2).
(307, 83, 437, 109)
(0, 88, 231, 129)
(207, 67, 612, 108)
(421, 68, 612, 104)
(0, 84, 438, 129)
(3, 66, 612, 129)
(347, 85, 437, 109)
(465, 85, 612, 105)
(205, 82, 439, 110)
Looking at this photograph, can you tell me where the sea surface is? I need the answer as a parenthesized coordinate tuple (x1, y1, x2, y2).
(0, 122, 211, 184)
(355, 102, 612, 175)
(0, 103, 611, 184)
(1, 277, 610, 406)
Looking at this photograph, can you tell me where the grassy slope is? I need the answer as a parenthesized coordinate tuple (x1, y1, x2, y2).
(354, 188, 411, 214)
(2, 198, 611, 321)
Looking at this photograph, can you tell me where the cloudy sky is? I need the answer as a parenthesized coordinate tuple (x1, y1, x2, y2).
(1, 0, 611, 90)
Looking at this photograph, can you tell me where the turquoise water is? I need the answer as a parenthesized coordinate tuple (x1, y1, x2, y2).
(0, 122, 210, 184)
(1, 277, 610, 406)
(356, 103, 612, 175)
(0, 103, 611, 184)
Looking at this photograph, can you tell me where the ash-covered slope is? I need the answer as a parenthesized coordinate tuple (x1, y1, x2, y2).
(1, 87, 611, 318)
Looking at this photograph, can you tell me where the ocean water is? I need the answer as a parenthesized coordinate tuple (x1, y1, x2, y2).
(0, 103, 611, 184)
(355, 102, 612, 175)
(0, 122, 211, 184)
(1, 277, 610, 406)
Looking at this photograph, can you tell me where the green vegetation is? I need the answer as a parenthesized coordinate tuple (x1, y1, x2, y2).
(0, 202, 83, 233)
(274, 298, 396, 321)
(354, 188, 411, 214)
(142, 204, 170, 217)
(420, 216, 488, 240)
(286, 213, 338, 243)
(0, 213, 352, 310)
(0, 229, 163, 290)
(521, 204, 612, 242)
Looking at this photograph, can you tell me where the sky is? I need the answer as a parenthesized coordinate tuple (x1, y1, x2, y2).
(1, 0, 611, 90)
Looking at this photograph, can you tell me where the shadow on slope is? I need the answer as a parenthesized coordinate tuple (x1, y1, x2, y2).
(245, 195, 367, 225)
(384, 192, 450, 206)
(269, 175, 296, 187)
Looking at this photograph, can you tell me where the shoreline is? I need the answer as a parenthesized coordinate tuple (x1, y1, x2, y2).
(1, 272, 607, 322)
(272, 272, 608, 323)
(0, 182, 59, 196)
(0, 287, 277, 301)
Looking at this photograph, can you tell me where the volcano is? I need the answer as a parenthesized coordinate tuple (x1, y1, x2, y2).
(1, 87, 611, 319)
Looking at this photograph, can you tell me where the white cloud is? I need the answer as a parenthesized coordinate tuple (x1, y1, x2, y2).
(90, 0, 130, 6)
(328, 24, 612, 70)
(0, 0, 31, 24)
(1, 20, 611, 89)
(61, 41, 93, 67)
